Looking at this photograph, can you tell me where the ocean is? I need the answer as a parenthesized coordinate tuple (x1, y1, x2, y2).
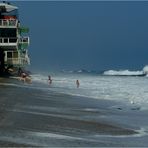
(0, 69, 148, 146)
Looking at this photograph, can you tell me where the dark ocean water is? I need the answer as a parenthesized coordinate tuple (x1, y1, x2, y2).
(0, 75, 148, 147)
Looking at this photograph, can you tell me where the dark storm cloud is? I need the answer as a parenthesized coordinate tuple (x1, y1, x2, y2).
(14, 1, 148, 71)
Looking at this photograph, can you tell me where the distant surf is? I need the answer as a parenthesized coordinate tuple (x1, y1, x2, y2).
(103, 65, 148, 76)
(60, 65, 148, 77)
(61, 69, 98, 74)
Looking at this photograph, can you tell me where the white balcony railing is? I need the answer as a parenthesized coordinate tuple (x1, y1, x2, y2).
(19, 37, 29, 45)
(0, 19, 18, 28)
(6, 57, 29, 66)
(0, 37, 18, 47)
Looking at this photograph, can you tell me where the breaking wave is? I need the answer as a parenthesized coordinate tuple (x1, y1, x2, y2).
(103, 65, 148, 76)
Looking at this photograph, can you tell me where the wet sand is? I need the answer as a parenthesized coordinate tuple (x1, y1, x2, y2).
(0, 78, 148, 146)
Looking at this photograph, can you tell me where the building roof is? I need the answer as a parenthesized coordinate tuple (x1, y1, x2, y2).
(0, 3, 18, 13)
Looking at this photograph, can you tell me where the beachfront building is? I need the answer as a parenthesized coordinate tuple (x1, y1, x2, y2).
(0, 2, 30, 75)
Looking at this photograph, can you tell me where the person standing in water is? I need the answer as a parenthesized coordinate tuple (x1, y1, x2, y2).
(48, 75, 52, 84)
(76, 80, 80, 88)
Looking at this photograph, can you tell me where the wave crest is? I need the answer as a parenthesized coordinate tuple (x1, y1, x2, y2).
(103, 65, 148, 76)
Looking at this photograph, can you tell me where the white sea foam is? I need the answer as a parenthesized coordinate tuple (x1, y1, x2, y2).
(103, 65, 148, 76)
(103, 70, 143, 76)
(94, 127, 147, 138)
(143, 65, 148, 74)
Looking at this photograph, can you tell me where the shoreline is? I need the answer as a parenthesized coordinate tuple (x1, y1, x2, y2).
(0, 77, 148, 146)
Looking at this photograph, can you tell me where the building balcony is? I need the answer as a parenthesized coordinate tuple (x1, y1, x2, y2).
(19, 37, 30, 50)
(0, 19, 18, 28)
(19, 37, 29, 45)
(5, 57, 30, 66)
(0, 37, 30, 49)
(0, 37, 18, 48)
(4, 50, 30, 66)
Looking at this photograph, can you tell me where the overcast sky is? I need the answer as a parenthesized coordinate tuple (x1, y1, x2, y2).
(13, 1, 148, 72)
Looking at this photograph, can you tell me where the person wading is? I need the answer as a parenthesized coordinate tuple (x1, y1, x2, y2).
(48, 75, 52, 84)
(76, 80, 80, 88)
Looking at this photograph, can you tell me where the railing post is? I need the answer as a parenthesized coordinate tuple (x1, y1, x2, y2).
(0, 19, 17, 27)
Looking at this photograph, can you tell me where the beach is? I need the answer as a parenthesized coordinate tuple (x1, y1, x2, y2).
(1, 1, 148, 147)
(0, 76, 148, 147)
